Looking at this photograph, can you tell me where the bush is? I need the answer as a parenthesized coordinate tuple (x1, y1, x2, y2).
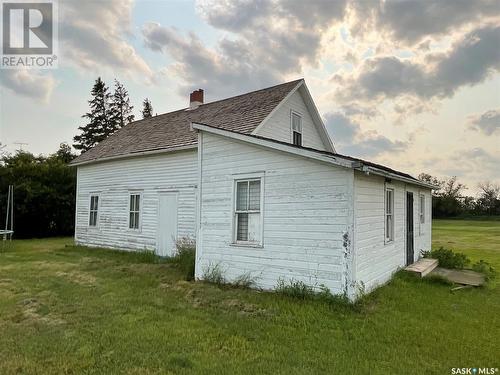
(422, 247, 470, 269)
(169, 237, 196, 281)
(471, 260, 497, 281)
(202, 263, 226, 285)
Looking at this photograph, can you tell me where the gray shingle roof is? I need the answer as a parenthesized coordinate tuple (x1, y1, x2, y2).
(71, 79, 303, 165)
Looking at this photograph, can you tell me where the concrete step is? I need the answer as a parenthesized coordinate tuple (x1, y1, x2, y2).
(405, 258, 439, 277)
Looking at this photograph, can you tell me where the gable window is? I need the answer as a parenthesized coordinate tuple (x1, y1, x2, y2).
(385, 188, 394, 243)
(234, 179, 262, 244)
(291, 111, 302, 146)
(419, 194, 425, 234)
(89, 195, 99, 227)
(129, 193, 141, 230)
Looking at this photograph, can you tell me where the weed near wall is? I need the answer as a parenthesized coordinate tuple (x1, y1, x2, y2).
(169, 237, 196, 281)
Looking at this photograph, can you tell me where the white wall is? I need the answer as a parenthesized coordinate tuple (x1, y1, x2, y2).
(353, 171, 432, 292)
(196, 132, 353, 294)
(255, 87, 329, 151)
(75, 149, 197, 251)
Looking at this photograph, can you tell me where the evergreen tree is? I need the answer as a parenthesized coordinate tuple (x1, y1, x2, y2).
(142, 98, 153, 119)
(73, 77, 112, 152)
(110, 79, 135, 129)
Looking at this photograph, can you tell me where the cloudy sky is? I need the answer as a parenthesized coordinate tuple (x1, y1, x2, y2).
(0, 0, 499, 194)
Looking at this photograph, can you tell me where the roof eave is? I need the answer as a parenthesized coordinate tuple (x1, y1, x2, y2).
(355, 165, 437, 189)
(69, 144, 198, 167)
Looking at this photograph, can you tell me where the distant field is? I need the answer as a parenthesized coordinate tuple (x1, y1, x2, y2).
(432, 219, 500, 270)
(0, 220, 498, 374)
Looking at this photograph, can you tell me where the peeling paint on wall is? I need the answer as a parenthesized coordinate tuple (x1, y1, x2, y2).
(342, 229, 353, 298)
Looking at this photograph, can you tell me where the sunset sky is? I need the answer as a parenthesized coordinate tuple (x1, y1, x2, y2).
(0, 0, 499, 195)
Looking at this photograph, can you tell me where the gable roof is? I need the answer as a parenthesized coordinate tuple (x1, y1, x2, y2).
(71, 79, 303, 165)
(192, 122, 437, 189)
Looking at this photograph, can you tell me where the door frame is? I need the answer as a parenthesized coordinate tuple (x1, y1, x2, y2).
(406, 191, 414, 266)
(156, 191, 179, 257)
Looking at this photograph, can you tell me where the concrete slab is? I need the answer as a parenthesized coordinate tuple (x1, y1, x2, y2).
(429, 267, 485, 286)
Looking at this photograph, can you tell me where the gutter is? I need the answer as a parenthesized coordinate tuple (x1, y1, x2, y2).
(353, 164, 438, 190)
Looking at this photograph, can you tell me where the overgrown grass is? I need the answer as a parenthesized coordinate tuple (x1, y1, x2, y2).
(168, 237, 196, 281)
(202, 263, 226, 285)
(0, 221, 498, 374)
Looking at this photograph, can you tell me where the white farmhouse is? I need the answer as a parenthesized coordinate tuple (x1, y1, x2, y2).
(71, 79, 434, 298)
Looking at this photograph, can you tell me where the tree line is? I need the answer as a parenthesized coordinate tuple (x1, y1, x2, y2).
(418, 174, 500, 218)
(0, 144, 76, 238)
(73, 77, 154, 151)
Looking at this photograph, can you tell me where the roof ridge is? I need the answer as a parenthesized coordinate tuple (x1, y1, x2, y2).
(128, 78, 304, 127)
(193, 78, 303, 108)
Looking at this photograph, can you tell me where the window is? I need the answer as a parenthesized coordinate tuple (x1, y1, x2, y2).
(89, 195, 99, 227)
(129, 193, 141, 230)
(419, 194, 425, 231)
(385, 188, 394, 242)
(234, 179, 262, 244)
(291, 111, 302, 146)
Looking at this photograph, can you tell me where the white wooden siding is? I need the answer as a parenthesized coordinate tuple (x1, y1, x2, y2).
(75, 150, 197, 251)
(196, 132, 352, 294)
(255, 88, 329, 151)
(353, 172, 432, 292)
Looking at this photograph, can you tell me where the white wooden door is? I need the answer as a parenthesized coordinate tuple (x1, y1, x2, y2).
(157, 193, 178, 257)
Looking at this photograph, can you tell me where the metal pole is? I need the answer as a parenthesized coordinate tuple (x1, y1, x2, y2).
(5, 185, 10, 231)
(10, 186, 13, 240)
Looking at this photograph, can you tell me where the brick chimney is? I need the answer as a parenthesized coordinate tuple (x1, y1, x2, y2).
(189, 89, 204, 109)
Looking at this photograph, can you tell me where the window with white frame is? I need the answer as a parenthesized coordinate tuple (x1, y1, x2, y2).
(129, 193, 141, 230)
(385, 188, 394, 242)
(419, 194, 425, 227)
(89, 195, 99, 227)
(234, 179, 262, 244)
(291, 111, 302, 146)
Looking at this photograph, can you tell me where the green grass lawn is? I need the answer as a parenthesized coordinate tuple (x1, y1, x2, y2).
(0, 220, 498, 374)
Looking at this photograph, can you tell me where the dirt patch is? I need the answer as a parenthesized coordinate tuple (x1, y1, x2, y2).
(30, 260, 75, 272)
(0, 278, 18, 297)
(0, 264, 17, 271)
(14, 298, 65, 325)
(55, 271, 97, 286)
(182, 287, 272, 317)
(221, 298, 272, 317)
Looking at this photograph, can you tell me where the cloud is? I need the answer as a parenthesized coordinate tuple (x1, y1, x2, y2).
(468, 109, 500, 135)
(452, 147, 500, 179)
(351, 0, 500, 45)
(143, 0, 348, 97)
(59, 0, 152, 80)
(142, 23, 277, 97)
(335, 25, 500, 104)
(324, 112, 407, 158)
(0, 70, 56, 103)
